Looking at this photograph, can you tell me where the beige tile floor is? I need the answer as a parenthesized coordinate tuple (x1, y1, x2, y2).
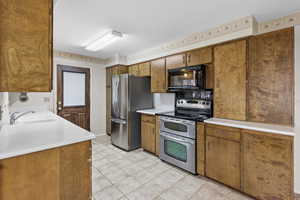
(91, 135, 255, 200)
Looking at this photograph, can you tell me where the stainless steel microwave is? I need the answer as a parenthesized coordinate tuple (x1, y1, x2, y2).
(168, 65, 205, 91)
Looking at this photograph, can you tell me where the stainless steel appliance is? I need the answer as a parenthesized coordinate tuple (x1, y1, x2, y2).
(111, 74, 153, 151)
(159, 90, 212, 174)
(160, 117, 196, 173)
(168, 65, 206, 91)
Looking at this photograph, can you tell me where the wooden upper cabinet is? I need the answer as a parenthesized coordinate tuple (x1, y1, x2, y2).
(111, 65, 128, 75)
(118, 65, 128, 74)
(128, 64, 139, 76)
(111, 67, 119, 75)
(0, 0, 53, 92)
(247, 28, 294, 126)
(139, 62, 151, 77)
(242, 130, 293, 200)
(166, 53, 186, 70)
(205, 125, 241, 190)
(187, 47, 213, 66)
(214, 40, 247, 121)
(151, 58, 167, 93)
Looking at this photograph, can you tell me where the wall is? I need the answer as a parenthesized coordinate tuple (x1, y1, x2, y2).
(4, 53, 107, 136)
(52, 55, 106, 136)
(294, 25, 300, 194)
(153, 93, 175, 110)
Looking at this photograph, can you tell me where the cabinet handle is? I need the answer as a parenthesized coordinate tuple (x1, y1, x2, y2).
(88, 158, 92, 163)
(188, 54, 191, 63)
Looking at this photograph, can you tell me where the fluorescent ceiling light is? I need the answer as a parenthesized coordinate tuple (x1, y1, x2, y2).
(85, 30, 123, 51)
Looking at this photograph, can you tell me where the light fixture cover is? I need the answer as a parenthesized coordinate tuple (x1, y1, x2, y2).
(85, 30, 123, 51)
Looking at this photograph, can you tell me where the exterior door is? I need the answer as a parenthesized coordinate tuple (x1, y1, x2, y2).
(57, 65, 90, 130)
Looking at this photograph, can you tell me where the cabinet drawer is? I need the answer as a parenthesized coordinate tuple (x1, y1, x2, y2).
(206, 124, 240, 142)
(141, 114, 156, 124)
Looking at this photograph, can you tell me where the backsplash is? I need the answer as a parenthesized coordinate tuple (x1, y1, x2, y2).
(153, 93, 175, 109)
(8, 92, 53, 113)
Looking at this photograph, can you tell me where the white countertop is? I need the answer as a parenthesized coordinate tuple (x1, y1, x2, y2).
(204, 118, 295, 136)
(136, 108, 174, 115)
(0, 111, 95, 160)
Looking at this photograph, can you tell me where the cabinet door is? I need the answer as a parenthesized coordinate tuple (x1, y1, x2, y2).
(118, 66, 128, 74)
(151, 58, 167, 93)
(214, 40, 247, 120)
(129, 65, 139, 76)
(111, 67, 119, 75)
(141, 121, 156, 153)
(0, 0, 53, 92)
(242, 131, 293, 200)
(139, 62, 151, 77)
(187, 47, 212, 66)
(0, 148, 60, 200)
(206, 136, 241, 190)
(196, 123, 205, 176)
(248, 28, 294, 126)
(166, 53, 186, 70)
(60, 141, 91, 200)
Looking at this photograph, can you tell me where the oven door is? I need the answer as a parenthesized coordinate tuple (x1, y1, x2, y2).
(160, 117, 195, 138)
(160, 131, 196, 173)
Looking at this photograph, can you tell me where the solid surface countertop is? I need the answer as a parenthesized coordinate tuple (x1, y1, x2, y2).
(136, 108, 174, 115)
(0, 111, 95, 160)
(204, 118, 294, 136)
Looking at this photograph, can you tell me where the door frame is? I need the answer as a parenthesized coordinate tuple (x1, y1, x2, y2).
(57, 65, 91, 130)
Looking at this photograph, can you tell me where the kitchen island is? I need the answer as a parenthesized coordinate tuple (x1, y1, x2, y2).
(0, 111, 95, 200)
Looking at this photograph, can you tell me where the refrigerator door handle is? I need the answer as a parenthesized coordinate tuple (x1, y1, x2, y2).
(111, 118, 127, 124)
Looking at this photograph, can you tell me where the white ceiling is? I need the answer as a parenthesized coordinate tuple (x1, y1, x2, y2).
(54, 0, 300, 59)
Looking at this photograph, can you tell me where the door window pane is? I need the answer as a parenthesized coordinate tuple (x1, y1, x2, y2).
(164, 140, 187, 162)
(63, 72, 86, 106)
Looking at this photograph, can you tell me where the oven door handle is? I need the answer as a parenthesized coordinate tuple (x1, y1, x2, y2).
(161, 132, 194, 145)
(161, 118, 192, 125)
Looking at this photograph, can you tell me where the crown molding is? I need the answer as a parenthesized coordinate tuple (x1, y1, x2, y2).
(126, 11, 300, 65)
(127, 16, 256, 64)
(257, 11, 300, 34)
(53, 50, 107, 65)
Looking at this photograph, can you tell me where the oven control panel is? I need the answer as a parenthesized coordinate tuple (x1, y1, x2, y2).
(176, 99, 211, 109)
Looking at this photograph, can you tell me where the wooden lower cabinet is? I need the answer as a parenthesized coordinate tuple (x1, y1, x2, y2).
(141, 114, 156, 154)
(242, 130, 293, 200)
(200, 124, 294, 200)
(155, 116, 161, 156)
(0, 141, 91, 200)
(206, 135, 241, 190)
(196, 123, 205, 176)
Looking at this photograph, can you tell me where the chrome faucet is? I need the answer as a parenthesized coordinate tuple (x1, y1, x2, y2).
(10, 111, 35, 125)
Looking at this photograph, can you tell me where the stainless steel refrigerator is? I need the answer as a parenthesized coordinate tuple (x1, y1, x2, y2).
(111, 74, 153, 151)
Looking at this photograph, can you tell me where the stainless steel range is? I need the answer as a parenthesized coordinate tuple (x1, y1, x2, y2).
(159, 90, 212, 174)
